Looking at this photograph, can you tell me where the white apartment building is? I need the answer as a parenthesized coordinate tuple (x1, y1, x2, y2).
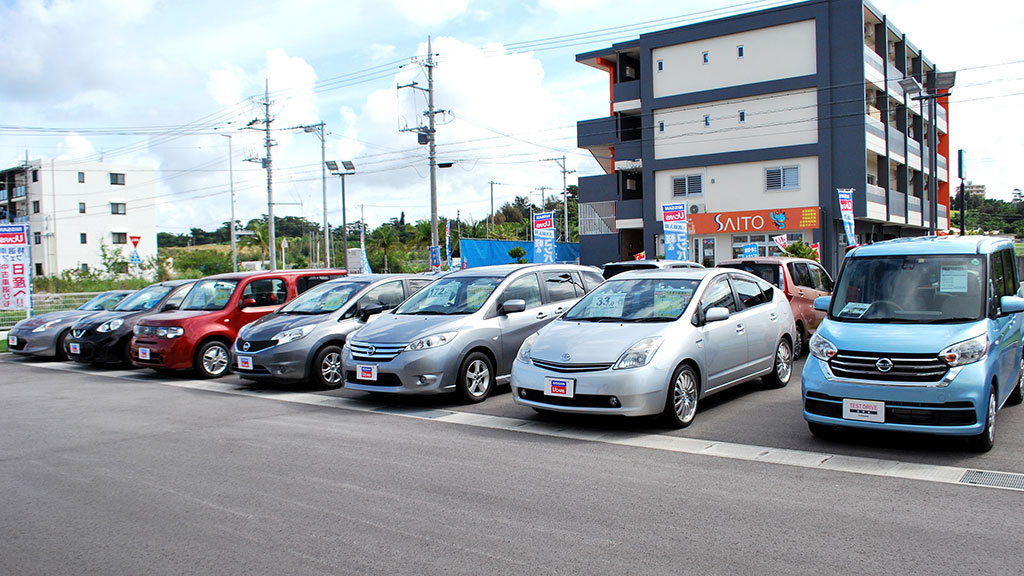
(0, 159, 158, 277)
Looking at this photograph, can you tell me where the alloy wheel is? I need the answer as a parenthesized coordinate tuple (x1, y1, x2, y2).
(465, 359, 490, 397)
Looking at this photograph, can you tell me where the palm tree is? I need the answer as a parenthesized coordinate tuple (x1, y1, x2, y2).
(372, 224, 400, 273)
(241, 220, 270, 265)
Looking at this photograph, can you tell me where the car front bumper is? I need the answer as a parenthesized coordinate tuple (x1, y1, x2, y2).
(7, 326, 61, 357)
(342, 345, 461, 395)
(510, 358, 667, 416)
(229, 341, 310, 382)
(130, 337, 194, 370)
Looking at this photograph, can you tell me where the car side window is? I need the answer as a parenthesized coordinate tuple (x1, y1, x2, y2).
(1000, 249, 1017, 298)
(700, 278, 738, 316)
(242, 278, 287, 306)
(164, 285, 190, 310)
(358, 280, 405, 311)
(789, 262, 812, 288)
(732, 276, 769, 309)
(498, 273, 542, 310)
(807, 264, 833, 292)
(406, 278, 433, 294)
(754, 277, 775, 301)
(297, 275, 334, 294)
(543, 271, 579, 303)
(581, 271, 604, 292)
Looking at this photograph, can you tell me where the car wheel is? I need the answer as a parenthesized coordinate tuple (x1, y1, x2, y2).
(312, 345, 344, 389)
(121, 341, 139, 368)
(792, 323, 805, 358)
(456, 351, 494, 403)
(54, 329, 71, 361)
(662, 364, 699, 429)
(968, 388, 996, 453)
(195, 341, 230, 379)
(1008, 353, 1024, 406)
(807, 422, 835, 438)
(763, 339, 793, 388)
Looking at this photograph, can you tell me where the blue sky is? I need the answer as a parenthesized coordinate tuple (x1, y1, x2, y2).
(1, 0, 1021, 234)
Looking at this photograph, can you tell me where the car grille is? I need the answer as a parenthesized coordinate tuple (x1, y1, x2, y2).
(804, 392, 976, 426)
(520, 388, 618, 408)
(531, 358, 613, 373)
(236, 339, 275, 353)
(345, 371, 404, 387)
(349, 341, 406, 361)
(828, 351, 948, 383)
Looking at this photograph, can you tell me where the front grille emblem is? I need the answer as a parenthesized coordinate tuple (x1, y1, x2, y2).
(367, 345, 376, 356)
(242, 342, 251, 351)
(72, 330, 85, 338)
(561, 353, 571, 361)
(875, 358, 893, 372)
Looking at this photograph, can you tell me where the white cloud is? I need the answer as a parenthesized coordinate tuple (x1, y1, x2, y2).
(392, 0, 471, 26)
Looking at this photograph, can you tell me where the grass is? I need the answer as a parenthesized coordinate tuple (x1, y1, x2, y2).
(0, 340, 7, 353)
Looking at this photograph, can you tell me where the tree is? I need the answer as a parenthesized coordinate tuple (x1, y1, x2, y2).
(241, 220, 270, 264)
(783, 240, 818, 260)
(508, 246, 528, 264)
(372, 224, 401, 272)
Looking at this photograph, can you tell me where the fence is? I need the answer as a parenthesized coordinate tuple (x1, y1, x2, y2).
(0, 292, 104, 332)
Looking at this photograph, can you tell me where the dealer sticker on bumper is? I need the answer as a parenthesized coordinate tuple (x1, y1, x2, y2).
(8, 335, 16, 346)
(69, 343, 80, 355)
(238, 356, 253, 370)
(545, 377, 575, 398)
(358, 365, 378, 381)
(138, 347, 151, 361)
(843, 398, 884, 423)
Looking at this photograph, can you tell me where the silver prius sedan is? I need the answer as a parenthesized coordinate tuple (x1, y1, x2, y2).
(511, 268, 796, 427)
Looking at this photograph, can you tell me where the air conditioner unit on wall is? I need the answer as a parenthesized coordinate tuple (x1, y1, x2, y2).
(688, 203, 706, 215)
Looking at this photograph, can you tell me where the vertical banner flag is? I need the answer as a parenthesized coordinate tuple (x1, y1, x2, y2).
(0, 224, 32, 311)
(429, 246, 442, 270)
(772, 234, 789, 251)
(533, 212, 556, 263)
(445, 220, 452, 270)
(837, 188, 856, 246)
(359, 225, 373, 274)
(661, 202, 689, 260)
(810, 242, 821, 261)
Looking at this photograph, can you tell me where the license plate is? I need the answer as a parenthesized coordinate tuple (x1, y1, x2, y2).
(8, 335, 16, 346)
(238, 356, 253, 370)
(69, 343, 80, 355)
(138, 347, 151, 361)
(843, 398, 885, 422)
(357, 365, 377, 381)
(545, 377, 575, 398)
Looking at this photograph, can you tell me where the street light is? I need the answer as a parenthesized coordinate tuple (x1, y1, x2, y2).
(219, 133, 238, 272)
(297, 123, 329, 268)
(326, 160, 355, 272)
(898, 72, 955, 235)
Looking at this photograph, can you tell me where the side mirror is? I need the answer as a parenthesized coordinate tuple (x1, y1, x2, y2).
(813, 296, 831, 312)
(161, 302, 178, 312)
(239, 297, 258, 309)
(359, 303, 385, 322)
(704, 307, 730, 323)
(501, 299, 527, 314)
(1000, 296, 1024, 314)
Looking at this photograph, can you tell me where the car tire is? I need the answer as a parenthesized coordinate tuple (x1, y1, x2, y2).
(792, 323, 805, 358)
(807, 422, 835, 438)
(1008, 353, 1024, 406)
(195, 340, 230, 379)
(763, 339, 793, 389)
(662, 364, 699, 429)
(120, 341, 139, 368)
(456, 351, 494, 404)
(311, 345, 344, 389)
(968, 388, 997, 453)
(54, 329, 71, 361)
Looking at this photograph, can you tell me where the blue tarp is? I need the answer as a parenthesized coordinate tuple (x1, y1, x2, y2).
(460, 239, 580, 268)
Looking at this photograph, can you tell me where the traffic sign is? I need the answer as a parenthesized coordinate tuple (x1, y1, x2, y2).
(130, 235, 141, 248)
(130, 250, 142, 265)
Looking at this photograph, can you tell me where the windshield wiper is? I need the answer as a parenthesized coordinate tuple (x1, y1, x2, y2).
(283, 310, 327, 315)
(924, 316, 978, 324)
(625, 317, 674, 323)
(402, 310, 448, 315)
(571, 316, 623, 322)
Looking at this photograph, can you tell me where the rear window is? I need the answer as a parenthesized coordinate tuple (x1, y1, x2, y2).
(720, 262, 782, 288)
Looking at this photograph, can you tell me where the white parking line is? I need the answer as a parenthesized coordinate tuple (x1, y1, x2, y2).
(6, 357, 1022, 492)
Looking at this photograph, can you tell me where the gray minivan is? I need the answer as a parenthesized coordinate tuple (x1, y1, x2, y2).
(342, 264, 604, 402)
(230, 274, 433, 388)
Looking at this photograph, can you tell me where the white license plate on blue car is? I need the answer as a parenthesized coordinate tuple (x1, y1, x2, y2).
(843, 398, 884, 422)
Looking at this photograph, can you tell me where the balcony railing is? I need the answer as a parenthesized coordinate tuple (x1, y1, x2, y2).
(864, 45, 885, 89)
(866, 184, 887, 221)
(580, 201, 616, 235)
(889, 190, 907, 220)
(11, 185, 27, 199)
(614, 80, 640, 103)
(577, 117, 617, 149)
(578, 174, 618, 204)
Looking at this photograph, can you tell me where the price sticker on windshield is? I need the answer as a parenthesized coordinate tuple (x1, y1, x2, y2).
(423, 284, 459, 306)
(653, 288, 692, 318)
(587, 292, 626, 317)
(939, 266, 969, 293)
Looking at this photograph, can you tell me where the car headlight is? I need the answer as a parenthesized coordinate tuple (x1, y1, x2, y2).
(406, 332, 457, 351)
(272, 325, 315, 345)
(809, 332, 837, 362)
(613, 336, 663, 370)
(940, 334, 988, 367)
(97, 319, 124, 333)
(157, 326, 185, 339)
(517, 332, 539, 363)
(32, 319, 62, 333)
(134, 325, 143, 336)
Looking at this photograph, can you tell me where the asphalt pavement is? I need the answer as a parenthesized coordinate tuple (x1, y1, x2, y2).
(1, 357, 1023, 575)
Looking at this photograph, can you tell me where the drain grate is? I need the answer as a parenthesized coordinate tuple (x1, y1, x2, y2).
(959, 469, 1024, 491)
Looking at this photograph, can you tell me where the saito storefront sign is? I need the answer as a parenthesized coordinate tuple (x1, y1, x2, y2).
(690, 206, 820, 235)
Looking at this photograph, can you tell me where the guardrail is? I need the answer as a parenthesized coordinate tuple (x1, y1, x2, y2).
(0, 292, 104, 332)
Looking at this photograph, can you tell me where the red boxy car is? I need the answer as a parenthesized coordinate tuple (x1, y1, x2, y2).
(130, 270, 345, 377)
(718, 256, 833, 357)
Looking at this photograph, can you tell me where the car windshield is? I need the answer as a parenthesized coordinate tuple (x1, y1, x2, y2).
(395, 276, 501, 315)
(720, 262, 782, 288)
(180, 279, 239, 311)
(830, 255, 985, 323)
(114, 285, 174, 311)
(279, 281, 368, 314)
(79, 291, 129, 311)
(564, 278, 700, 322)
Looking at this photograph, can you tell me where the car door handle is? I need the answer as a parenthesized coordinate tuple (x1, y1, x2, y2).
(536, 312, 548, 319)
(735, 323, 745, 334)
(769, 313, 778, 322)
(555, 307, 564, 314)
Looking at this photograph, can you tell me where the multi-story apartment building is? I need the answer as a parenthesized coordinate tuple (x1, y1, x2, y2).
(962, 182, 986, 199)
(575, 0, 951, 273)
(0, 159, 157, 277)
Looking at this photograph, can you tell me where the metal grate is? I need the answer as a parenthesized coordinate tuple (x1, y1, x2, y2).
(531, 358, 613, 373)
(959, 470, 1024, 491)
(349, 341, 406, 361)
(829, 351, 948, 382)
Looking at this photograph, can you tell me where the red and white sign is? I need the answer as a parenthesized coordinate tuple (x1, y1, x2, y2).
(358, 365, 378, 381)
(772, 235, 790, 250)
(130, 235, 141, 248)
(0, 224, 31, 311)
(633, 251, 646, 261)
(544, 377, 575, 398)
(238, 356, 253, 370)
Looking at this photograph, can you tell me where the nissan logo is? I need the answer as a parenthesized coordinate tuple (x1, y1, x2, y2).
(367, 345, 376, 356)
(561, 353, 571, 361)
(875, 358, 893, 372)
(242, 342, 251, 351)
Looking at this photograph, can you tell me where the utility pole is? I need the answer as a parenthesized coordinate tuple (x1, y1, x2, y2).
(243, 80, 277, 270)
(293, 122, 329, 267)
(542, 156, 575, 242)
(221, 134, 238, 272)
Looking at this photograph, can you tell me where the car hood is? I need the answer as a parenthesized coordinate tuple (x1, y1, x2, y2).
(71, 309, 152, 330)
(349, 313, 470, 344)
(530, 319, 671, 364)
(14, 309, 95, 330)
(240, 312, 335, 340)
(818, 319, 987, 355)
(137, 309, 217, 326)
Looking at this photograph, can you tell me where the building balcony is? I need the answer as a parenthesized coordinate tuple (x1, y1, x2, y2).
(887, 128, 906, 163)
(864, 46, 885, 91)
(613, 80, 640, 113)
(616, 198, 644, 220)
(908, 195, 922, 227)
(888, 190, 907, 223)
(11, 185, 27, 199)
(578, 174, 618, 204)
(938, 204, 948, 230)
(865, 115, 886, 157)
(865, 184, 887, 221)
(578, 117, 617, 149)
(886, 64, 905, 101)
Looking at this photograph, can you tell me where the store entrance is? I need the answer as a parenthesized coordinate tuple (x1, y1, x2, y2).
(620, 228, 643, 260)
(691, 237, 715, 267)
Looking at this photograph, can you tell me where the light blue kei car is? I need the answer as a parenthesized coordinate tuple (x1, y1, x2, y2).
(803, 235, 1024, 452)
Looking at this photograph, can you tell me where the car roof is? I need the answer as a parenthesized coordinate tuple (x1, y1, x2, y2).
(602, 259, 699, 268)
(718, 256, 818, 265)
(848, 235, 1013, 258)
(444, 263, 596, 278)
(609, 268, 722, 281)
(198, 269, 348, 281)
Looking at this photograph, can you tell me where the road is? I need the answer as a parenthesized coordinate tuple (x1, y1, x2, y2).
(1, 356, 1022, 575)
